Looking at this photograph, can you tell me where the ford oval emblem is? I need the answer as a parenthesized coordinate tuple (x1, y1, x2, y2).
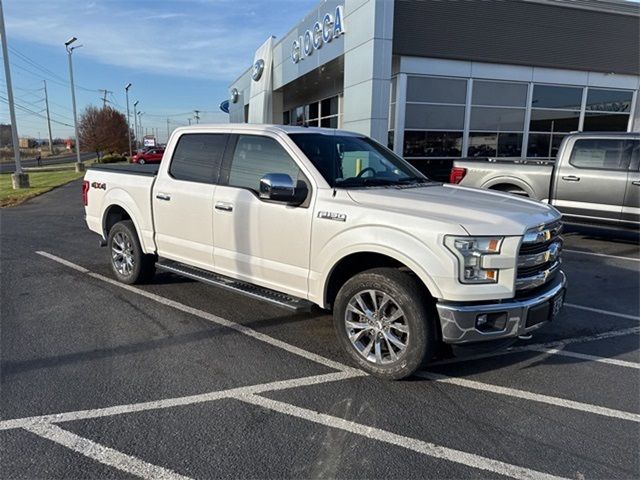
(251, 59, 265, 81)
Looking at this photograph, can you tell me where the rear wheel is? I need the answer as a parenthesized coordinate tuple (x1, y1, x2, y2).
(333, 268, 436, 380)
(108, 220, 155, 284)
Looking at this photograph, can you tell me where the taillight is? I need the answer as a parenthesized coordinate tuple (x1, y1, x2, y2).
(449, 167, 467, 184)
(82, 180, 90, 206)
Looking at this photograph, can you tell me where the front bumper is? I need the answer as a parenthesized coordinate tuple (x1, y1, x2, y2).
(436, 272, 567, 344)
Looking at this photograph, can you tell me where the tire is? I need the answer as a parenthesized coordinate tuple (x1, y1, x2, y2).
(108, 220, 156, 284)
(138, 158, 145, 165)
(333, 268, 436, 380)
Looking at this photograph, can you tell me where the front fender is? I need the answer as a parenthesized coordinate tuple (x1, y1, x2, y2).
(311, 225, 452, 307)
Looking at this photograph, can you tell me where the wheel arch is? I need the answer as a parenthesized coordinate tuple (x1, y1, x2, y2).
(481, 177, 534, 197)
(102, 203, 146, 252)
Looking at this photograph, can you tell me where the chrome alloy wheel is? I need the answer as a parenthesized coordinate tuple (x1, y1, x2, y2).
(111, 231, 135, 276)
(344, 289, 409, 365)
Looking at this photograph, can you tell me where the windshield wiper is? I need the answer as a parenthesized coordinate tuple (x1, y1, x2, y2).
(335, 178, 398, 188)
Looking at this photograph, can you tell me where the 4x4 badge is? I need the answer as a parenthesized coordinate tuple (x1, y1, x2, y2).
(318, 211, 346, 222)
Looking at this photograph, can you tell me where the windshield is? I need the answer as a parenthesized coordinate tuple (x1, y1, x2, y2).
(288, 133, 430, 188)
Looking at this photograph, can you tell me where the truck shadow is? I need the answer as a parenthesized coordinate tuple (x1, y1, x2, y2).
(564, 223, 640, 247)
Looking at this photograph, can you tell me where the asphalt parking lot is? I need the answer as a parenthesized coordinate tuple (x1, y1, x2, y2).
(1, 180, 639, 480)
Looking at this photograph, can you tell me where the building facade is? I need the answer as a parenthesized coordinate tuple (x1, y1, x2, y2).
(227, 0, 640, 179)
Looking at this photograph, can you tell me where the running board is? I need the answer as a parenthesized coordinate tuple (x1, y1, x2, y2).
(156, 260, 313, 312)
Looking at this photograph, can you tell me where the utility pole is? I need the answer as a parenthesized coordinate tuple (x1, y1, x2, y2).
(125, 83, 132, 157)
(0, 0, 28, 188)
(65, 36, 84, 172)
(98, 89, 112, 108)
(43, 80, 54, 154)
(166, 118, 170, 142)
(137, 111, 144, 145)
(188, 118, 192, 126)
(193, 110, 200, 124)
(133, 100, 139, 149)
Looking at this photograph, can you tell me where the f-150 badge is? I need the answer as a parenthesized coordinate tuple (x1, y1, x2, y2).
(318, 211, 347, 222)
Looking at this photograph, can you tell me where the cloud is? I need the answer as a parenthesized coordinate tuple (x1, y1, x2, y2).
(3, 0, 301, 81)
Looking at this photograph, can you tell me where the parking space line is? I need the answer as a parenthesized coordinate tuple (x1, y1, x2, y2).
(23, 423, 191, 480)
(0, 371, 359, 432)
(418, 372, 640, 423)
(429, 326, 640, 367)
(564, 249, 640, 262)
(240, 394, 570, 480)
(565, 303, 640, 321)
(35, 251, 361, 375)
(528, 347, 640, 369)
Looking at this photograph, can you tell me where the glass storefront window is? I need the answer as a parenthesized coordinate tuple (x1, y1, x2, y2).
(532, 85, 583, 110)
(583, 113, 630, 131)
(406, 77, 467, 104)
(320, 116, 338, 128)
(405, 104, 465, 130)
(529, 109, 580, 132)
(527, 133, 566, 158)
(472, 81, 527, 107)
(469, 107, 525, 131)
(403, 131, 463, 157)
(586, 89, 633, 112)
(321, 96, 339, 117)
(468, 132, 523, 158)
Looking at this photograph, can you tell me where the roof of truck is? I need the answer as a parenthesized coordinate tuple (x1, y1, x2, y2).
(171, 124, 363, 136)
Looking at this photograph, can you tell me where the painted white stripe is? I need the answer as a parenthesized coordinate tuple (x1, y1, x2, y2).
(35, 251, 360, 375)
(429, 326, 640, 367)
(0, 371, 359, 431)
(24, 423, 191, 480)
(240, 394, 570, 480)
(418, 372, 640, 423)
(528, 347, 640, 369)
(565, 303, 640, 321)
(564, 249, 640, 263)
(36, 250, 89, 273)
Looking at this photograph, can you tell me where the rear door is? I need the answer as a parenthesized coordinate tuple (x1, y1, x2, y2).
(552, 137, 631, 224)
(152, 133, 228, 269)
(622, 140, 640, 227)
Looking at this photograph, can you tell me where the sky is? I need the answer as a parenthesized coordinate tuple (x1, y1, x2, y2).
(1, 0, 318, 142)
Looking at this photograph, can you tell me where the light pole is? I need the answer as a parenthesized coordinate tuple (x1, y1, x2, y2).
(0, 0, 28, 188)
(133, 100, 139, 149)
(125, 83, 132, 158)
(65, 36, 84, 172)
(137, 111, 144, 147)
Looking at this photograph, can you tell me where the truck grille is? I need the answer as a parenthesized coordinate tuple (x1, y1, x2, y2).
(516, 221, 563, 291)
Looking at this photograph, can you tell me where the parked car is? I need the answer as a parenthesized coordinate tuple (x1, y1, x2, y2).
(450, 132, 639, 229)
(132, 148, 164, 165)
(83, 124, 566, 379)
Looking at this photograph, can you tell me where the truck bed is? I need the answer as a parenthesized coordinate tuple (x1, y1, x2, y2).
(89, 163, 159, 176)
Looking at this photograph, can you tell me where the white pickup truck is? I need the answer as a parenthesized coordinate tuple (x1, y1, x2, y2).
(83, 124, 566, 379)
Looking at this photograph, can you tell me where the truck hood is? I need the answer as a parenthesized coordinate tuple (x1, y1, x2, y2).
(346, 184, 560, 236)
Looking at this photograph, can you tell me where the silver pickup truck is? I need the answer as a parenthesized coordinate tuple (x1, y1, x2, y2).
(451, 132, 639, 229)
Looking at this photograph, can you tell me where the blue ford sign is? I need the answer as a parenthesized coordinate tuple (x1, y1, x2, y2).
(292, 5, 345, 64)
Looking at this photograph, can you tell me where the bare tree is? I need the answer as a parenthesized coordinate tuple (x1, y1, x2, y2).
(78, 106, 131, 160)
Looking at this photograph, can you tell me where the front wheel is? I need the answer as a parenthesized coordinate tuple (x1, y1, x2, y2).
(108, 220, 155, 284)
(333, 268, 436, 380)
(138, 158, 145, 165)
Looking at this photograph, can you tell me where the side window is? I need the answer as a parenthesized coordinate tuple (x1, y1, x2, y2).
(169, 134, 227, 183)
(228, 135, 300, 191)
(569, 139, 631, 171)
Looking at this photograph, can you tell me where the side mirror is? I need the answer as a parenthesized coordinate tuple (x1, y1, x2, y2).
(259, 173, 296, 202)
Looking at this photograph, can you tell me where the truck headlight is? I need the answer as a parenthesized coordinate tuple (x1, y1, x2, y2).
(445, 236, 504, 284)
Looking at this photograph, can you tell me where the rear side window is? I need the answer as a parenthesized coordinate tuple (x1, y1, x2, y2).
(569, 139, 632, 171)
(228, 135, 300, 191)
(169, 134, 227, 183)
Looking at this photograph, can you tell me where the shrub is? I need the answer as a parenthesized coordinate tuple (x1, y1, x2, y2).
(100, 154, 127, 164)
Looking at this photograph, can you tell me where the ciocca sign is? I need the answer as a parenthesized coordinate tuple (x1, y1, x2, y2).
(292, 5, 345, 64)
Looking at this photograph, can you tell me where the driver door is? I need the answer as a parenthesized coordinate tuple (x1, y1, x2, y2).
(213, 134, 313, 298)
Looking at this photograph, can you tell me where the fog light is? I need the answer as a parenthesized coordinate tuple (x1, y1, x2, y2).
(476, 312, 508, 332)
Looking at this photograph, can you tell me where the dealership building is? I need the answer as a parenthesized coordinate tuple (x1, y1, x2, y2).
(226, 0, 640, 179)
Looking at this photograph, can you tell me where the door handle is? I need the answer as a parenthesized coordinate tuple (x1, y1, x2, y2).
(632, 181, 640, 186)
(156, 193, 171, 201)
(215, 202, 233, 212)
(561, 175, 580, 182)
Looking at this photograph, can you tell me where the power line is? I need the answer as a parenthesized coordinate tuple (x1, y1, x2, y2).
(0, 95, 74, 127)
